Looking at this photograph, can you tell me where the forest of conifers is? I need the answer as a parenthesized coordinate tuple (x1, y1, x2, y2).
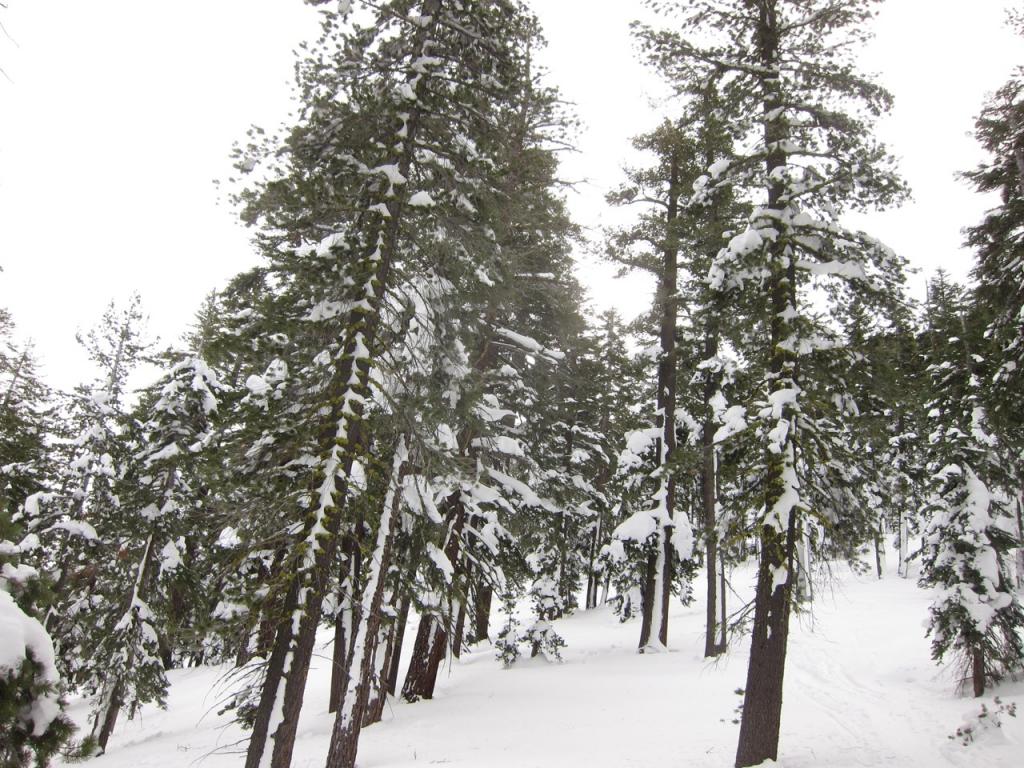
(1, 2, 1023, 767)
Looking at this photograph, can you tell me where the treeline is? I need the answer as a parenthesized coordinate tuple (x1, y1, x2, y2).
(1, 2, 1022, 768)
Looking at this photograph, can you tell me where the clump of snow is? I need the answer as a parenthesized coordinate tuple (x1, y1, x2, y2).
(425, 543, 454, 584)
(408, 191, 435, 207)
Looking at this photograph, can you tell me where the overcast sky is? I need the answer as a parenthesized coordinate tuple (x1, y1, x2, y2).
(0, 1, 1020, 391)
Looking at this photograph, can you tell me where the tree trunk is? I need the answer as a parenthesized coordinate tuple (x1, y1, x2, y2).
(1015, 493, 1024, 588)
(703, 441, 720, 657)
(330, 530, 362, 713)
(361, 623, 391, 728)
(795, 525, 812, 602)
(972, 646, 986, 697)
(452, 598, 467, 659)
(402, 491, 467, 701)
(585, 513, 603, 610)
(718, 557, 728, 651)
(243, 579, 299, 768)
(735, 511, 799, 767)
(873, 517, 885, 579)
(91, 680, 123, 753)
(473, 583, 492, 642)
(386, 594, 411, 695)
(325, 448, 406, 768)
(735, 5, 800, 764)
(401, 613, 448, 702)
(329, 596, 353, 714)
(898, 510, 909, 578)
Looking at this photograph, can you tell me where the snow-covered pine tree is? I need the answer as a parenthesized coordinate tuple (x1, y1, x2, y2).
(962, 23, 1024, 585)
(671, 77, 750, 657)
(0, 310, 55, 524)
(223, 2, 579, 765)
(918, 273, 1024, 697)
(635, 2, 909, 764)
(0, 309, 74, 767)
(396, 5, 583, 698)
(40, 297, 149, 691)
(0, 528, 73, 767)
(605, 120, 699, 652)
(579, 310, 646, 612)
(80, 351, 222, 753)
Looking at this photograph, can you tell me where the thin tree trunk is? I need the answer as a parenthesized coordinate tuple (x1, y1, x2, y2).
(386, 594, 411, 695)
(874, 517, 885, 579)
(972, 647, 986, 697)
(330, 531, 362, 713)
(325, 447, 406, 767)
(473, 583, 492, 642)
(703, 442, 720, 657)
(452, 598, 467, 659)
(585, 512, 603, 610)
(639, 151, 681, 653)
(328, 596, 353, 714)
(401, 616, 447, 702)
(361, 624, 391, 728)
(898, 509, 909, 578)
(91, 680, 123, 754)
(718, 558, 727, 651)
(243, 579, 299, 768)
(402, 491, 467, 701)
(1015, 493, 1024, 588)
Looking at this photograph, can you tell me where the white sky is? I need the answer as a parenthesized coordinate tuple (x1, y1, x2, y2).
(0, 0, 1020, 391)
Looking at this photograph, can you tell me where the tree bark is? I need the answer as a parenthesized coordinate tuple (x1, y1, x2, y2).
(874, 517, 885, 579)
(735, 510, 799, 767)
(386, 594, 411, 695)
(972, 647, 986, 697)
(718, 557, 728, 651)
(703, 416, 721, 657)
(330, 529, 362, 713)
(473, 583, 492, 642)
(91, 680, 123, 753)
(243, 579, 298, 768)
(401, 616, 447, 702)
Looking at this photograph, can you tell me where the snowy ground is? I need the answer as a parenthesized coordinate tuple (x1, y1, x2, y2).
(58, 552, 1023, 768)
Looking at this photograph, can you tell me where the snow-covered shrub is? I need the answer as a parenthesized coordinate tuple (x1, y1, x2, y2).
(949, 697, 1018, 745)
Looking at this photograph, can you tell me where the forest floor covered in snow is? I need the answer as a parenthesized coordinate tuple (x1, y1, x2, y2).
(58, 551, 1023, 768)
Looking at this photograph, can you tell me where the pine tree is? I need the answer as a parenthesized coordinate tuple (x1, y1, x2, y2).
(223, 3, 580, 766)
(84, 352, 223, 752)
(0, 310, 55, 523)
(606, 120, 699, 652)
(635, 2, 909, 764)
(918, 273, 1024, 697)
(0, 312, 74, 767)
(13, 298, 153, 754)
(962, 19, 1024, 585)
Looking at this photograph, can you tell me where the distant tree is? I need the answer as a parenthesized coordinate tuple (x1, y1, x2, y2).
(84, 353, 222, 753)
